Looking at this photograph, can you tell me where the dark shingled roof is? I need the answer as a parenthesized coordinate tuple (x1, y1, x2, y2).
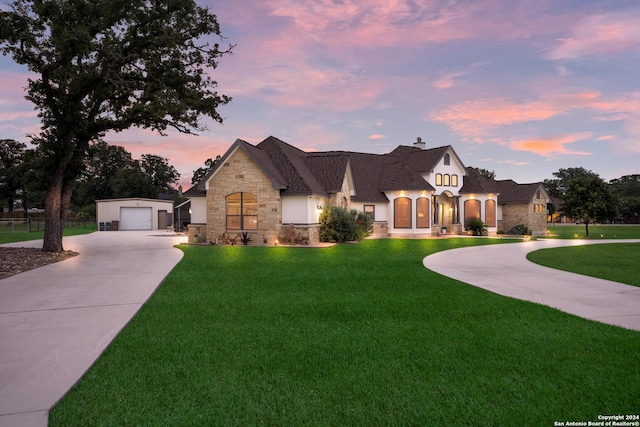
(496, 180, 544, 204)
(460, 167, 499, 194)
(305, 152, 351, 193)
(183, 183, 205, 197)
(195, 137, 467, 202)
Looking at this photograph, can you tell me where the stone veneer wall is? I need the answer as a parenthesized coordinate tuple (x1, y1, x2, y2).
(329, 172, 352, 211)
(206, 149, 282, 245)
(500, 203, 548, 235)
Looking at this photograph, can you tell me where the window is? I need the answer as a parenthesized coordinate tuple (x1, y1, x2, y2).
(394, 197, 411, 228)
(464, 199, 481, 224)
(485, 199, 496, 227)
(416, 197, 430, 228)
(444, 153, 450, 165)
(444, 174, 450, 186)
(451, 174, 458, 187)
(226, 192, 258, 230)
(436, 173, 443, 186)
(364, 204, 375, 221)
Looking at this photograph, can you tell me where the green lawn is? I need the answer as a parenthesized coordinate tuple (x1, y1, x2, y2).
(50, 239, 640, 426)
(0, 223, 96, 244)
(527, 243, 640, 287)
(546, 224, 640, 239)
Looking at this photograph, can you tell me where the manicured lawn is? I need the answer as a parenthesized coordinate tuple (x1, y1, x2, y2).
(546, 224, 640, 239)
(0, 223, 96, 244)
(527, 243, 640, 287)
(50, 239, 640, 426)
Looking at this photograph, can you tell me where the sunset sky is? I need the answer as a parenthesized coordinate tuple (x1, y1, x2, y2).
(1, 0, 639, 188)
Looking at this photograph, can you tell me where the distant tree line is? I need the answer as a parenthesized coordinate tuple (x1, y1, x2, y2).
(0, 139, 179, 218)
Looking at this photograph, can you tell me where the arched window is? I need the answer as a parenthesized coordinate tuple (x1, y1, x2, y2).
(464, 199, 481, 225)
(394, 197, 412, 228)
(451, 174, 458, 186)
(444, 153, 450, 165)
(226, 192, 258, 230)
(436, 173, 443, 186)
(485, 199, 496, 227)
(444, 174, 450, 186)
(416, 197, 430, 228)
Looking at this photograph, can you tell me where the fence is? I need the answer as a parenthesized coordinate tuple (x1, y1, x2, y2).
(0, 217, 96, 233)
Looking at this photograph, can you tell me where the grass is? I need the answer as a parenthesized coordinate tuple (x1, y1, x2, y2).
(527, 243, 640, 287)
(0, 223, 96, 244)
(546, 224, 640, 239)
(50, 238, 640, 426)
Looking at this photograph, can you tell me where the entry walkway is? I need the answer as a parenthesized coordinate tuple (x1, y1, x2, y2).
(0, 231, 187, 427)
(423, 239, 640, 332)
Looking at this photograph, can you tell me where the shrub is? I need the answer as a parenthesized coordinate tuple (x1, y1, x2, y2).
(466, 218, 487, 236)
(507, 224, 532, 235)
(354, 210, 373, 240)
(319, 206, 372, 242)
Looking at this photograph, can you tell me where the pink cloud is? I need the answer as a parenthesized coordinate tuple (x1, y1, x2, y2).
(368, 134, 385, 140)
(547, 8, 640, 60)
(430, 98, 561, 139)
(510, 133, 593, 157)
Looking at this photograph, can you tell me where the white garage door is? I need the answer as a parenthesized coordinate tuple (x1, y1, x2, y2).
(120, 207, 153, 230)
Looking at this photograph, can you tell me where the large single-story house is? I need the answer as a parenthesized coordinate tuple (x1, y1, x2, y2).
(185, 136, 550, 244)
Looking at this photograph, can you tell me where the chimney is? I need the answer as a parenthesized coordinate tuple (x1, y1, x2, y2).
(413, 137, 426, 150)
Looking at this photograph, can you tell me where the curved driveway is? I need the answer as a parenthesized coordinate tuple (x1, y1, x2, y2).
(0, 231, 187, 427)
(423, 239, 640, 332)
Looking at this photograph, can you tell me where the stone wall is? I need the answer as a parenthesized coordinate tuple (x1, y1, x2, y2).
(329, 172, 352, 211)
(501, 202, 548, 235)
(206, 149, 282, 245)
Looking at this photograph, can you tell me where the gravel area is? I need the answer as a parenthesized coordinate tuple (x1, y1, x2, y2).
(0, 247, 78, 280)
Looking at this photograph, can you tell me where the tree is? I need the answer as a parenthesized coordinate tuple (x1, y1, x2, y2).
(0, 0, 231, 252)
(72, 141, 133, 210)
(192, 155, 221, 184)
(0, 139, 27, 220)
(472, 167, 496, 180)
(561, 173, 618, 236)
(139, 154, 180, 194)
(543, 167, 593, 198)
(108, 154, 179, 199)
(609, 175, 640, 223)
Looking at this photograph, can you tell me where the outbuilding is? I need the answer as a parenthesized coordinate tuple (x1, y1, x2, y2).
(96, 198, 174, 231)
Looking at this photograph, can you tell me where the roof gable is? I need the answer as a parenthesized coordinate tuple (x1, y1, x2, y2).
(200, 139, 287, 191)
(495, 180, 548, 204)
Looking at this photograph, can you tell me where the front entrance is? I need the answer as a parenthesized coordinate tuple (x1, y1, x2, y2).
(432, 192, 460, 232)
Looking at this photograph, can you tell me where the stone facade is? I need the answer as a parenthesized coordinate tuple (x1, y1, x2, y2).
(329, 171, 352, 211)
(499, 200, 548, 235)
(205, 149, 282, 245)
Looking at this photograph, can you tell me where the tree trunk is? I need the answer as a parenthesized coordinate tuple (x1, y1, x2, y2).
(42, 170, 65, 252)
(584, 221, 590, 237)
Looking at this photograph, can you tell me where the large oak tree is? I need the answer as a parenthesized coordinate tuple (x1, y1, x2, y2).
(0, 0, 231, 251)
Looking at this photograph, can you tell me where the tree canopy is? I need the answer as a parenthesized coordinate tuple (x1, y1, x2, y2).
(561, 173, 618, 236)
(0, 0, 231, 251)
(191, 155, 221, 184)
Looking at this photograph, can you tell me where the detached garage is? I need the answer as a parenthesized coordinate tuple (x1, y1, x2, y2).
(96, 198, 174, 231)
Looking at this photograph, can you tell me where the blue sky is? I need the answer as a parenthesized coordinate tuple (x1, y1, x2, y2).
(1, 0, 639, 188)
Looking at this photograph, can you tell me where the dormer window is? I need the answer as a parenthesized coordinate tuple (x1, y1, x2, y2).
(443, 153, 450, 165)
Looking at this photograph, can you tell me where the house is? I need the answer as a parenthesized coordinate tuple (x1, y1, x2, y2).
(185, 136, 549, 244)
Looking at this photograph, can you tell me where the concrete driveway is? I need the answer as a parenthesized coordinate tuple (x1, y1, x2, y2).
(423, 239, 640, 332)
(0, 231, 187, 427)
